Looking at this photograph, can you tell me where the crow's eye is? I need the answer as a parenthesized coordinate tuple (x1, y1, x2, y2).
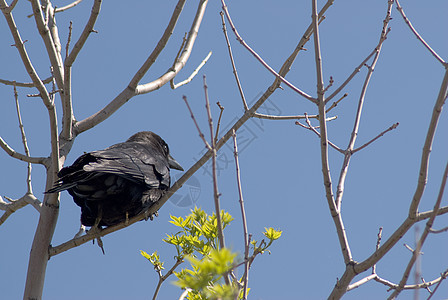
(163, 144, 169, 153)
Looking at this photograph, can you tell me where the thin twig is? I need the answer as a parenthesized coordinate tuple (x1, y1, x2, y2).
(203, 76, 229, 286)
(347, 274, 377, 291)
(203, 76, 226, 251)
(221, 0, 316, 103)
(254, 112, 324, 120)
(326, 93, 348, 113)
(182, 95, 210, 149)
(322, 76, 334, 94)
(13, 84, 33, 194)
(232, 130, 249, 300)
(325, 26, 391, 104)
(171, 51, 212, 89)
(152, 257, 184, 300)
(65, 21, 72, 59)
(0, 77, 53, 87)
(169, 32, 188, 88)
(220, 11, 248, 111)
(0, 136, 47, 165)
(295, 115, 344, 153)
(395, 0, 446, 67)
(417, 206, 448, 221)
(352, 122, 399, 154)
(174, 32, 188, 65)
(372, 227, 383, 274)
(64, 0, 101, 66)
(426, 269, 448, 300)
(372, 271, 448, 292)
(214, 102, 224, 146)
(0, 193, 41, 225)
(403, 243, 418, 254)
(420, 277, 432, 294)
(429, 226, 448, 234)
(54, 0, 83, 13)
(29, 0, 64, 93)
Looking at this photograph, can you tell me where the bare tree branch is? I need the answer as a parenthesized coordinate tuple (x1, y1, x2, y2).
(74, 0, 207, 135)
(65, 0, 101, 65)
(13, 84, 33, 194)
(182, 95, 211, 149)
(0, 0, 53, 106)
(29, 0, 64, 92)
(326, 93, 348, 113)
(256, 112, 322, 120)
(335, 2, 392, 209)
(417, 206, 448, 221)
(0, 136, 47, 165)
(347, 274, 377, 291)
(220, 11, 248, 111)
(373, 227, 383, 271)
(203, 75, 226, 253)
(214, 102, 224, 145)
(129, 0, 188, 90)
(2, 0, 18, 13)
(152, 257, 184, 300)
(221, 0, 316, 103)
(170, 51, 212, 89)
(366, 271, 448, 292)
(408, 69, 448, 217)
(395, 0, 446, 67)
(389, 159, 448, 299)
(311, 0, 353, 268)
(426, 269, 448, 300)
(232, 130, 250, 300)
(62, 0, 102, 140)
(295, 115, 344, 153)
(55, 0, 83, 13)
(0, 194, 42, 225)
(429, 226, 448, 234)
(0, 76, 53, 87)
(325, 26, 391, 104)
(352, 122, 399, 154)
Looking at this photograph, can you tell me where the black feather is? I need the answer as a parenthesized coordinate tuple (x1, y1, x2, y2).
(46, 131, 183, 227)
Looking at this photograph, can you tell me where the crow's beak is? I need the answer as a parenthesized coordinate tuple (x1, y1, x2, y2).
(168, 154, 184, 171)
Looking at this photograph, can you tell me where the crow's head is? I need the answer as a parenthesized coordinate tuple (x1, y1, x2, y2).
(127, 131, 184, 171)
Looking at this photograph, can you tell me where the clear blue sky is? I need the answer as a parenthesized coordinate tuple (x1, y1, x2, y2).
(1, 1, 447, 299)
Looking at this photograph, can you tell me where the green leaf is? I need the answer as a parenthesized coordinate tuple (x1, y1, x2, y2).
(181, 215, 191, 228)
(263, 227, 282, 241)
(206, 283, 239, 300)
(140, 250, 151, 260)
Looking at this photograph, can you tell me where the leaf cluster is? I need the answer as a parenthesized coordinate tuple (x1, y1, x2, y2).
(164, 206, 233, 258)
(140, 207, 282, 300)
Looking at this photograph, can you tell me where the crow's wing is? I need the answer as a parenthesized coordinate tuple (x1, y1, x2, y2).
(83, 141, 170, 188)
(46, 141, 170, 194)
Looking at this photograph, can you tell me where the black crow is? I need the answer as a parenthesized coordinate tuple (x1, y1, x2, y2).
(47, 131, 183, 228)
